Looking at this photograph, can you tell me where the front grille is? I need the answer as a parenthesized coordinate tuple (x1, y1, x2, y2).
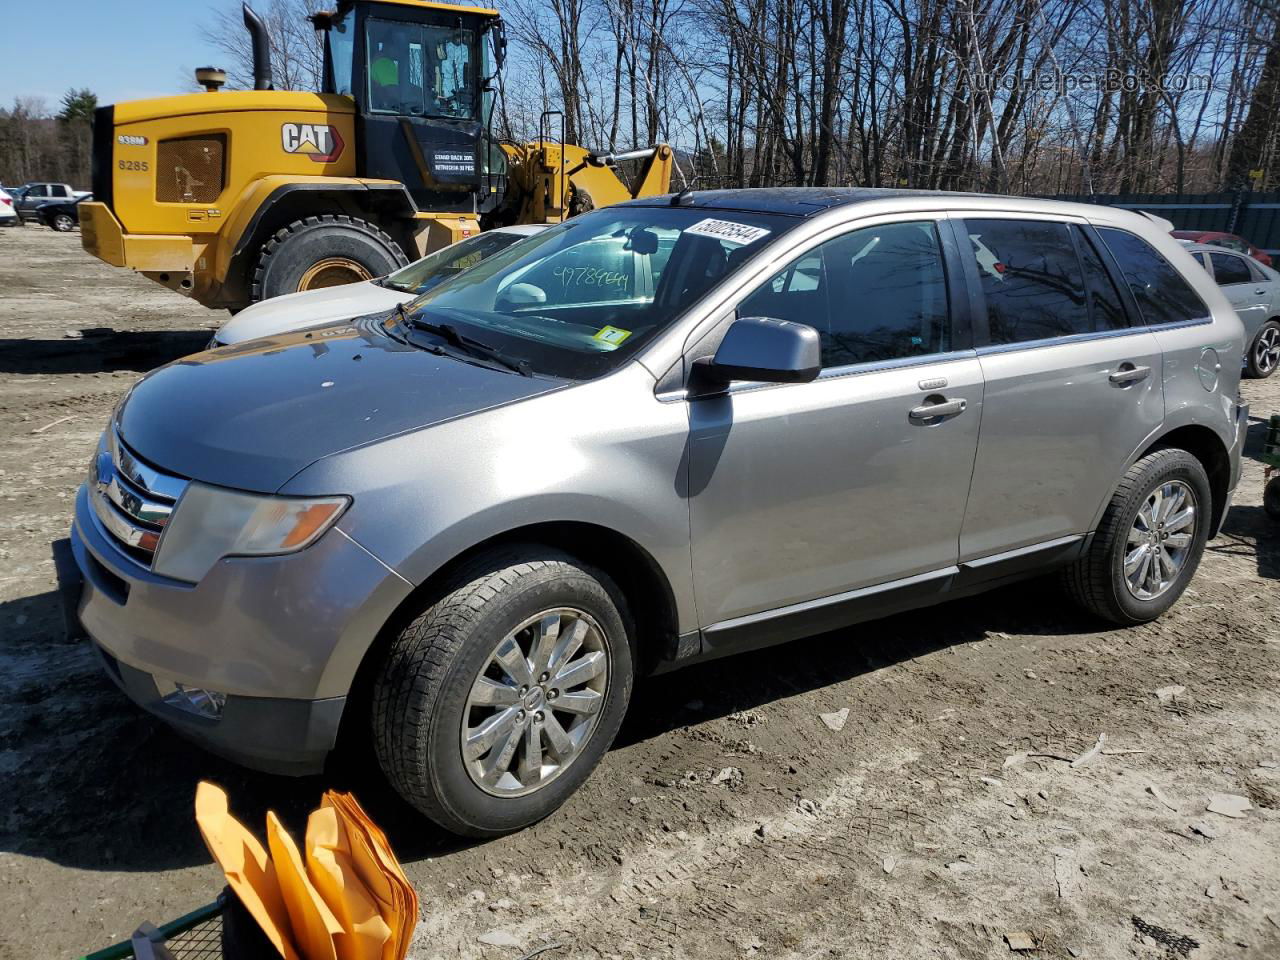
(155, 134, 226, 204)
(91, 104, 115, 211)
(91, 430, 188, 568)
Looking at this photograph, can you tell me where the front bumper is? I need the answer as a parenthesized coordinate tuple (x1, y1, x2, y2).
(93, 641, 345, 776)
(65, 482, 412, 774)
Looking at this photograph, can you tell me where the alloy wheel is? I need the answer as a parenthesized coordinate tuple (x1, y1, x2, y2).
(1255, 326, 1280, 375)
(1124, 479, 1197, 601)
(53, 214, 74, 232)
(461, 608, 609, 797)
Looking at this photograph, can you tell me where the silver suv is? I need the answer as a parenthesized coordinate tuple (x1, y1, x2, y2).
(63, 189, 1249, 836)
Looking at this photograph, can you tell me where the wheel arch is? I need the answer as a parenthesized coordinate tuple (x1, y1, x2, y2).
(1137, 424, 1232, 535)
(216, 179, 419, 307)
(337, 520, 681, 749)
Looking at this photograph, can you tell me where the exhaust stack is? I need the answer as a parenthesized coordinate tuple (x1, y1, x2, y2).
(242, 3, 274, 91)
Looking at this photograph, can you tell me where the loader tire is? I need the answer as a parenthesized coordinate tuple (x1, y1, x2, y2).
(250, 214, 408, 303)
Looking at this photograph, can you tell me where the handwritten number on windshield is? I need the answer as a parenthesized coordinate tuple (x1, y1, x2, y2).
(552, 266, 629, 290)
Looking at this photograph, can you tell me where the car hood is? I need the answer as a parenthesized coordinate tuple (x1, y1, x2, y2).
(115, 320, 565, 492)
(213, 280, 411, 345)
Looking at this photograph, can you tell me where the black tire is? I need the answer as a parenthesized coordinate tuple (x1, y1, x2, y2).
(1063, 449, 1212, 625)
(51, 213, 75, 232)
(372, 545, 634, 837)
(1245, 320, 1280, 379)
(249, 214, 408, 303)
(1265, 476, 1280, 521)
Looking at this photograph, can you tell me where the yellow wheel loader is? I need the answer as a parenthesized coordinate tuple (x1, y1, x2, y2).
(79, 1, 673, 311)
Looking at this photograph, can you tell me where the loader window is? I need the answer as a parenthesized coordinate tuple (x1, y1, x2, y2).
(367, 19, 476, 120)
(325, 12, 355, 96)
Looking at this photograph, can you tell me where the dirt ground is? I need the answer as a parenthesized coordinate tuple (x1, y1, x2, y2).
(1, 225, 1278, 960)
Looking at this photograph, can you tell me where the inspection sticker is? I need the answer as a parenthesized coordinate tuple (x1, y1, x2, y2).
(592, 325, 633, 349)
(684, 218, 771, 246)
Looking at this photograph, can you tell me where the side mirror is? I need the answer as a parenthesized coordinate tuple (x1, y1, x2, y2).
(692, 316, 821, 393)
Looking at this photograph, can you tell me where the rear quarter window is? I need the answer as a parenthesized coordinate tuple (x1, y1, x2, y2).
(1096, 227, 1209, 326)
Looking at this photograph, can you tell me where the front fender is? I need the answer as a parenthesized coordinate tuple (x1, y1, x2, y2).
(281, 364, 699, 635)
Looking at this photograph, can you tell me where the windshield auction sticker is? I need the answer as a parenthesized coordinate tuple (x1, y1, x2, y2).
(592, 325, 633, 349)
(684, 218, 772, 246)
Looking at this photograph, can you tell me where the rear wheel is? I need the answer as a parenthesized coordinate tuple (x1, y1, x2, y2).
(51, 213, 75, 232)
(1063, 449, 1211, 624)
(1246, 320, 1280, 379)
(372, 546, 634, 836)
(250, 214, 408, 303)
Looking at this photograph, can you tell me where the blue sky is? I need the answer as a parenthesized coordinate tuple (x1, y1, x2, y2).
(0, 1, 228, 110)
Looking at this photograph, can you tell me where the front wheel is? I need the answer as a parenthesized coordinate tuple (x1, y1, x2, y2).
(1063, 449, 1212, 624)
(1246, 320, 1280, 379)
(250, 214, 408, 303)
(372, 546, 634, 836)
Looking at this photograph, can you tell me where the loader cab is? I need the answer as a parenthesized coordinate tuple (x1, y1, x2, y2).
(317, 0, 506, 214)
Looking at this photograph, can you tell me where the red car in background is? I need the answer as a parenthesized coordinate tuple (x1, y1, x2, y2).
(1171, 230, 1273, 267)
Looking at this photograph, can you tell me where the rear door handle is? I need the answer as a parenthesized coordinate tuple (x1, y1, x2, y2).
(909, 397, 967, 420)
(1109, 364, 1150, 385)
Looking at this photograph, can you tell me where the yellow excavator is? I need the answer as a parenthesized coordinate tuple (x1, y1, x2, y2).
(80, 0, 673, 311)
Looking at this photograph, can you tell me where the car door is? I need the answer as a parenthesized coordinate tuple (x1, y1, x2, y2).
(956, 216, 1165, 561)
(19, 184, 47, 219)
(686, 215, 984, 647)
(1208, 251, 1269, 343)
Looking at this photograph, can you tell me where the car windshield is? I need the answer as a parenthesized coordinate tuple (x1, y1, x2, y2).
(396, 205, 792, 379)
(382, 231, 533, 295)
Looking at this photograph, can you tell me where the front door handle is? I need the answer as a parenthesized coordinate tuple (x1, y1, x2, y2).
(909, 397, 967, 420)
(1109, 364, 1150, 385)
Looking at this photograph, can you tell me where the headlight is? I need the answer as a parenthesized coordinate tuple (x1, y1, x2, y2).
(152, 483, 349, 583)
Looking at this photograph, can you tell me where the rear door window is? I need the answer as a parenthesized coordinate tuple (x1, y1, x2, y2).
(963, 219, 1092, 343)
(1096, 227, 1210, 326)
(50, 185, 68, 198)
(1210, 252, 1252, 286)
(1076, 229, 1129, 331)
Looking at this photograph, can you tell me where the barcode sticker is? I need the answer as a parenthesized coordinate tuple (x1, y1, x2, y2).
(684, 218, 772, 246)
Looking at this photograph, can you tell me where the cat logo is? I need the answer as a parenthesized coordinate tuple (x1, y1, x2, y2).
(280, 123, 344, 163)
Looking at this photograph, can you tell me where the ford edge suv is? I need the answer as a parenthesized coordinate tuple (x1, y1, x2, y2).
(61, 188, 1249, 836)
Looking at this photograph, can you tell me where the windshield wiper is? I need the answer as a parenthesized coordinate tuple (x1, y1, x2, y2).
(396, 305, 532, 377)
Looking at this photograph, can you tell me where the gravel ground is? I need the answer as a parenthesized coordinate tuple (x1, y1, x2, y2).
(1, 226, 1278, 960)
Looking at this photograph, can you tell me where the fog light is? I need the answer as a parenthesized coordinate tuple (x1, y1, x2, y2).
(161, 682, 226, 719)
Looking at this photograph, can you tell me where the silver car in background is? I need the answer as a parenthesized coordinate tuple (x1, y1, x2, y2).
(1182, 241, 1280, 378)
(63, 189, 1247, 836)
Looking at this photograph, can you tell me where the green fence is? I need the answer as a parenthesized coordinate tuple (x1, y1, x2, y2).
(1050, 190, 1280, 255)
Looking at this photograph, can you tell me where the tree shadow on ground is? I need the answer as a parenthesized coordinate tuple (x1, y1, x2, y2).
(0, 329, 213, 374)
(0, 575, 1106, 874)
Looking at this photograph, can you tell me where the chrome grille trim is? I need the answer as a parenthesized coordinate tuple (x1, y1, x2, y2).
(92, 488, 162, 554)
(92, 430, 189, 566)
(104, 469, 174, 527)
(110, 429, 186, 502)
